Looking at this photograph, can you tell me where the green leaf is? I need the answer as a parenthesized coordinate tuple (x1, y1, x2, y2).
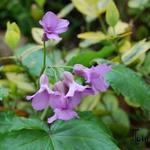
(78, 94, 100, 111)
(0, 111, 48, 134)
(4, 21, 21, 49)
(121, 40, 150, 65)
(57, 3, 74, 18)
(0, 112, 120, 150)
(105, 64, 150, 110)
(137, 51, 150, 76)
(0, 86, 9, 101)
(103, 108, 130, 136)
(34, 0, 45, 7)
(15, 44, 52, 77)
(67, 45, 115, 66)
(106, 1, 119, 27)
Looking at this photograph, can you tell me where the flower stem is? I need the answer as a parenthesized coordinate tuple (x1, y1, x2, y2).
(40, 107, 49, 120)
(98, 16, 107, 34)
(40, 41, 46, 76)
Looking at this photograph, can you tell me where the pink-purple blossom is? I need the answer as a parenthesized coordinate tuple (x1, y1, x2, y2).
(26, 74, 52, 110)
(39, 11, 69, 41)
(74, 64, 112, 93)
(26, 64, 112, 124)
(48, 72, 88, 123)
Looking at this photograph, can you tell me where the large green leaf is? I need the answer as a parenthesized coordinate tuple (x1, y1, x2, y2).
(105, 64, 150, 110)
(0, 112, 120, 150)
(15, 44, 52, 77)
(67, 45, 115, 66)
(0, 111, 48, 133)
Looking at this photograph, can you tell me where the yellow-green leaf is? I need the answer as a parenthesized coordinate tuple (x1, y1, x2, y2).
(108, 21, 130, 35)
(78, 31, 107, 41)
(121, 40, 150, 65)
(71, 0, 99, 17)
(31, 27, 44, 45)
(97, 0, 111, 14)
(4, 22, 21, 49)
(6, 73, 35, 93)
(57, 3, 74, 18)
(106, 1, 119, 27)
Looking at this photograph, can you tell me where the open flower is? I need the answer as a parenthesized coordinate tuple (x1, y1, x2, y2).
(74, 64, 112, 93)
(39, 11, 69, 41)
(26, 74, 53, 110)
(48, 72, 88, 124)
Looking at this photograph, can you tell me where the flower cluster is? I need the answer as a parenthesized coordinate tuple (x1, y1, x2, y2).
(26, 64, 111, 123)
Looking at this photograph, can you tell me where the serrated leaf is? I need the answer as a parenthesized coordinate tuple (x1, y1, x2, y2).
(105, 64, 150, 110)
(4, 22, 21, 49)
(0, 111, 48, 134)
(0, 112, 120, 150)
(106, 1, 119, 27)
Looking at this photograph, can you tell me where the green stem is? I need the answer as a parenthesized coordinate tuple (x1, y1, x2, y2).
(40, 107, 49, 120)
(98, 16, 107, 34)
(40, 41, 46, 76)
(47, 65, 73, 69)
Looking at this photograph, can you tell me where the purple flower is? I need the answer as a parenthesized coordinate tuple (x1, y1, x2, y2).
(74, 64, 112, 93)
(48, 71, 88, 123)
(26, 74, 53, 110)
(48, 108, 78, 124)
(39, 11, 69, 41)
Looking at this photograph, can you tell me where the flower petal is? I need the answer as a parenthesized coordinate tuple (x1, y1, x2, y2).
(74, 64, 91, 82)
(40, 74, 49, 85)
(55, 108, 78, 120)
(32, 90, 50, 110)
(48, 114, 57, 124)
(63, 71, 74, 85)
(91, 64, 112, 76)
(49, 93, 67, 109)
(55, 19, 69, 34)
(67, 92, 81, 109)
(46, 33, 62, 41)
(40, 11, 58, 30)
(91, 77, 109, 92)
